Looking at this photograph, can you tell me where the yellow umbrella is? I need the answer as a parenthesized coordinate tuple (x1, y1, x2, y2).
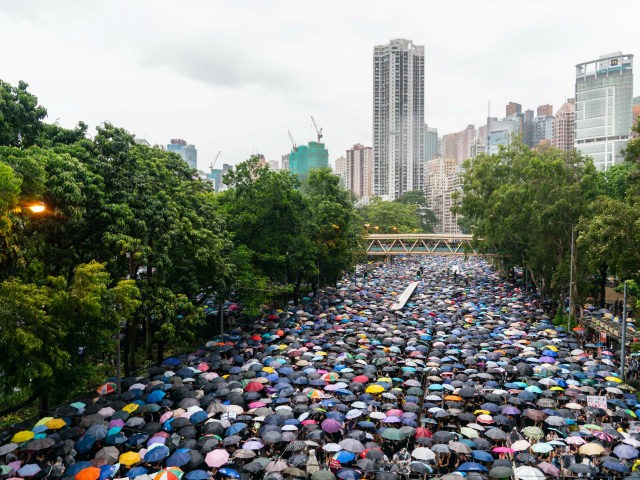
(550, 386, 565, 391)
(606, 376, 623, 383)
(46, 418, 67, 430)
(122, 403, 139, 414)
(119, 451, 141, 466)
(376, 377, 393, 383)
(11, 431, 34, 443)
(35, 417, 54, 427)
(262, 367, 275, 373)
(365, 384, 385, 394)
(474, 409, 491, 415)
(546, 345, 559, 352)
(579, 442, 606, 456)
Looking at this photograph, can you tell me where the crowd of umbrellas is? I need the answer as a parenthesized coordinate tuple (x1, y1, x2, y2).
(2, 256, 640, 480)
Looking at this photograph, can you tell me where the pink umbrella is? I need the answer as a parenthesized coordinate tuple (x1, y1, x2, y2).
(538, 462, 560, 476)
(248, 401, 267, 409)
(159, 412, 173, 424)
(205, 449, 230, 468)
(492, 447, 515, 454)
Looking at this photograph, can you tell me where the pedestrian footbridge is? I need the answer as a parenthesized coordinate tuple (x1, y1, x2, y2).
(366, 233, 493, 256)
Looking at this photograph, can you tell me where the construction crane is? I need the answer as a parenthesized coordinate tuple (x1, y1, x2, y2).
(209, 150, 221, 171)
(288, 130, 297, 151)
(311, 116, 323, 143)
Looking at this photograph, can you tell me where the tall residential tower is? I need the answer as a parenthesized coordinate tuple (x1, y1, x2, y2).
(575, 52, 634, 170)
(373, 39, 425, 199)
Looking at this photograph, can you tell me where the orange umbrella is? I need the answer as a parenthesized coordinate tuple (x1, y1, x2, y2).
(76, 466, 101, 480)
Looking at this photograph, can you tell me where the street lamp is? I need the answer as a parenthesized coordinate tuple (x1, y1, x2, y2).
(26, 203, 46, 214)
(568, 227, 575, 332)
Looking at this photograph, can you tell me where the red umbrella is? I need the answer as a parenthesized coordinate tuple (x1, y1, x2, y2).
(415, 428, 432, 439)
(352, 375, 369, 383)
(96, 383, 117, 395)
(244, 382, 264, 392)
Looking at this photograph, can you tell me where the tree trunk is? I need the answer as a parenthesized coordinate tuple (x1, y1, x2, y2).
(156, 338, 164, 365)
(599, 263, 607, 308)
(127, 320, 138, 374)
(38, 392, 49, 417)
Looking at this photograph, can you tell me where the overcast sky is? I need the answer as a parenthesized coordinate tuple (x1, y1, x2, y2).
(1, 0, 639, 170)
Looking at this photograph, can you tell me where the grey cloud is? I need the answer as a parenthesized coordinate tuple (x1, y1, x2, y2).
(139, 40, 294, 91)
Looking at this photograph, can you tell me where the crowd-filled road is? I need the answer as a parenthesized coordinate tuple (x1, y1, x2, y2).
(1, 257, 638, 480)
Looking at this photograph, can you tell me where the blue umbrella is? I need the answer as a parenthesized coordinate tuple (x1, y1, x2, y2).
(75, 435, 97, 454)
(65, 462, 93, 477)
(127, 467, 148, 478)
(472, 450, 494, 462)
(602, 461, 629, 473)
(457, 462, 489, 472)
(144, 444, 170, 462)
(334, 451, 356, 463)
(225, 423, 248, 436)
(166, 450, 191, 467)
(218, 468, 240, 478)
(99, 464, 119, 480)
(336, 469, 362, 480)
(147, 390, 166, 403)
(185, 470, 209, 480)
(189, 411, 208, 425)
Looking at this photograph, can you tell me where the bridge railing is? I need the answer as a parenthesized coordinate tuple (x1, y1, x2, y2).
(365, 233, 496, 256)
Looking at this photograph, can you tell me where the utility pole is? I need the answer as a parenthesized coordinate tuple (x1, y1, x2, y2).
(621, 281, 628, 380)
(568, 227, 575, 332)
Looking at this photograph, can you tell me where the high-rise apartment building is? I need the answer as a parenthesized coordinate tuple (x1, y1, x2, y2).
(334, 156, 347, 178)
(552, 99, 576, 151)
(532, 105, 554, 146)
(441, 125, 479, 164)
(345, 144, 373, 200)
(424, 158, 461, 235)
(424, 125, 439, 163)
(167, 139, 198, 169)
(537, 104, 554, 117)
(373, 39, 425, 199)
(575, 52, 634, 170)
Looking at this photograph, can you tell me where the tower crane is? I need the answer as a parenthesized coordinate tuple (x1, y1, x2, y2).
(288, 130, 298, 151)
(311, 116, 323, 143)
(209, 150, 221, 171)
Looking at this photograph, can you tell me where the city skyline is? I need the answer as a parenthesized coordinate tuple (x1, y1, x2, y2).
(1, 0, 639, 170)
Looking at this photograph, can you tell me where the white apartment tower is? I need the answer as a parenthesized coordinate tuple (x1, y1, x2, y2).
(373, 39, 425, 200)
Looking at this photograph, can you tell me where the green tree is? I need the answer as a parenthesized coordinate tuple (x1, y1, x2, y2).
(0, 261, 139, 413)
(0, 80, 47, 148)
(360, 197, 423, 233)
(457, 140, 598, 297)
(219, 156, 311, 299)
(302, 168, 364, 287)
(395, 190, 438, 232)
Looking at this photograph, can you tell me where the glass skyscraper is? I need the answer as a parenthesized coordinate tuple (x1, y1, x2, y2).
(575, 52, 634, 170)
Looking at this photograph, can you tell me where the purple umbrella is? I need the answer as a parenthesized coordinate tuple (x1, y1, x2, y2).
(321, 419, 343, 433)
(18, 464, 42, 477)
(613, 444, 639, 459)
(502, 406, 521, 415)
(242, 440, 265, 450)
(539, 356, 556, 363)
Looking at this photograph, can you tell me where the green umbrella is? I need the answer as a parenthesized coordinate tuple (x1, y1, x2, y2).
(381, 428, 407, 441)
(311, 470, 337, 480)
(522, 426, 544, 440)
(489, 466, 513, 478)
